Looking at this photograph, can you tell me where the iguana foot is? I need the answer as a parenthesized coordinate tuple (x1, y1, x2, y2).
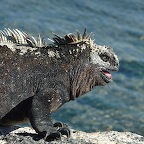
(33, 122, 70, 142)
(33, 131, 61, 141)
(53, 122, 68, 128)
(45, 131, 61, 142)
(33, 131, 47, 141)
(54, 122, 71, 138)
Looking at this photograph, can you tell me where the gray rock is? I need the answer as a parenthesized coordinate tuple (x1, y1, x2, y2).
(0, 126, 144, 144)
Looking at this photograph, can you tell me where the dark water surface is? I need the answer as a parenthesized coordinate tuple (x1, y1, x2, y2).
(0, 0, 144, 136)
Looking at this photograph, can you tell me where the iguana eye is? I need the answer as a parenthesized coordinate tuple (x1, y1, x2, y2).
(100, 54, 109, 62)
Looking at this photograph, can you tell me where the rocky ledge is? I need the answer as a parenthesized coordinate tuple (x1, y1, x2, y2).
(0, 126, 144, 144)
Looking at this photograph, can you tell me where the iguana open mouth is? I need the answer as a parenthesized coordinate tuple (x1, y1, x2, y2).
(101, 70, 112, 83)
(103, 71, 112, 79)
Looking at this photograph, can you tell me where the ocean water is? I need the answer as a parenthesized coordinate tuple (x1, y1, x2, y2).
(0, 0, 144, 136)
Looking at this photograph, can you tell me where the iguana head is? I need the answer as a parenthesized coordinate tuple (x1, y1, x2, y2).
(52, 29, 119, 84)
(89, 40, 119, 85)
(51, 29, 119, 98)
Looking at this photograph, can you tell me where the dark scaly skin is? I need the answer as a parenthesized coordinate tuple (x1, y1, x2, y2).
(0, 45, 70, 140)
(0, 29, 119, 141)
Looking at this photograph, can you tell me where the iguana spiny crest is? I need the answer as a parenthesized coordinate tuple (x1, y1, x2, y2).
(0, 28, 119, 86)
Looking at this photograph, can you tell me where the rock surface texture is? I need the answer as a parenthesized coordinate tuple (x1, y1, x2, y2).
(0, 126, 144, 144)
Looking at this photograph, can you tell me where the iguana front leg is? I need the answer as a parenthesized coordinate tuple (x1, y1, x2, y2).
(29, 90, 70, 141)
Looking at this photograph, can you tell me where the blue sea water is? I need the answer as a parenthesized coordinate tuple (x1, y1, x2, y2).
(0, 0, 144, 136)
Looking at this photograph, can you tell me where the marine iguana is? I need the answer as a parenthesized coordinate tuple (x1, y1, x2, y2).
(0, 28, 119, 141)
